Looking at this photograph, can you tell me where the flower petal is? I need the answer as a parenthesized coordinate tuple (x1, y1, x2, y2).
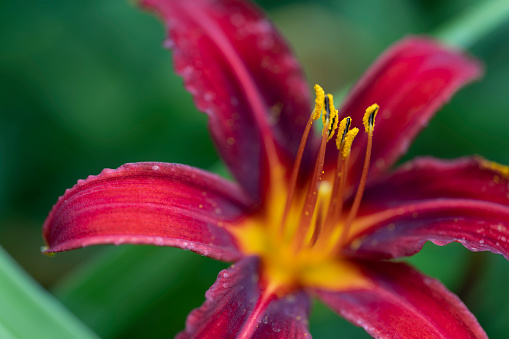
(43, 162, 252, 261)
(325, 37, 482, 185)
(178, 257, 311, 338)
(346, 157, 509, 260)
(142, 0, 312, 201)
(315, 261, 487, 339)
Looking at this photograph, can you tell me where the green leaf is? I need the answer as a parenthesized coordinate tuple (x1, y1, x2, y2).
(434, 0, 509, 49)
(0, 245, 97, 339)
(53, 245, 227, 338)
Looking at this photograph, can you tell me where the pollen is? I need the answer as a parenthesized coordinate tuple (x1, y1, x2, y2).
(313, 84, 325, 120)
(362, 103, 379, 133)
(324, 94, 339, 140)
(336, 117, 352, 150)
(480, 158, 509, 178)
(342, 128, 359, 158)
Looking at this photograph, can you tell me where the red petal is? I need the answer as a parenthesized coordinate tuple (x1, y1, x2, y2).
(347, 157, 509, 260)
(315, 261, 487, 339)
(179, 257, 311, 338)
(43, 162, 252, 261)
(325, 37, 482, 185)
(142, 0, 312, 201)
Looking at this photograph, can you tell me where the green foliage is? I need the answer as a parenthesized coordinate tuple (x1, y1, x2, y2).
(0, 246, 96, 338)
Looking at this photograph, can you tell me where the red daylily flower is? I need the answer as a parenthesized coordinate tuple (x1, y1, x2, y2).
(42, 0, 509, 338)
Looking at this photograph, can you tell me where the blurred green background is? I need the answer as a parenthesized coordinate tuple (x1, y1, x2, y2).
(0, 0, 508, 337)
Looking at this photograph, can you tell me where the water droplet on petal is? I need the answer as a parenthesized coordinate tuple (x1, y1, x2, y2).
(204, 92, 215, 102)
(230, 13, 245, 27)
(271, 323, 281, 333)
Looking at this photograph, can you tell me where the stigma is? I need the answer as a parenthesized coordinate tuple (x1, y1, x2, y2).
(281, 84, 379, 253)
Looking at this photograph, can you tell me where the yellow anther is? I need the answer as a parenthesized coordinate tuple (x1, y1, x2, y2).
(328, 115, 339, 141)
(362, 104, 379, 133)
(479, 158, 509, 178)
(342, 128, 359, 158)
(336, 117, 351, 150)
(313, 84, 325, 120)
(323, 94, 339, 141)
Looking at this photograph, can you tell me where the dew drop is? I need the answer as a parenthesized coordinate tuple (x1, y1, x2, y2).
(204, 92, 215, 102)
(230, 13, 245, 26)
(182, 66, 194, 76)
(375, 158, 386, 170)
(164, 39, 175, 48)
(271, 323, 281, 333)
(423, 277, 434, 286)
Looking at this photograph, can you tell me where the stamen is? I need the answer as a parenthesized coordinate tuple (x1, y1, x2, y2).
(323, 94, 339, 140)
(313, 84, 325, 120)
(362, 103, 379, 133)
(309, 207, 323, 247)
(338, 104, 379, 247)
(307, 181, 331, 247)
(293, 92, 337, 251)
(292, 125, 329, 251)
(336, 117, 351, 151)
(342, 128, 359, 159)
(280, 85, 324, 235)
(321, 117, 351, 235)
(321, 126, 359, 244)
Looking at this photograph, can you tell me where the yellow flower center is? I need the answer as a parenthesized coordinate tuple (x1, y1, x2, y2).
(228, 86, 379, 294)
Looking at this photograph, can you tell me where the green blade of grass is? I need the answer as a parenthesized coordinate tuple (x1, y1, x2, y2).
(0, 245, 97, 339)
(434, 0, 509, 49)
